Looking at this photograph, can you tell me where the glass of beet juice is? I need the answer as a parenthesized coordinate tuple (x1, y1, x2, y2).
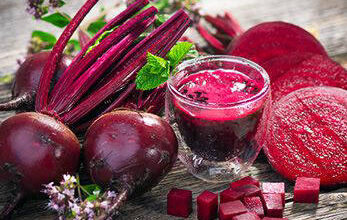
(166, 56, 271, 182)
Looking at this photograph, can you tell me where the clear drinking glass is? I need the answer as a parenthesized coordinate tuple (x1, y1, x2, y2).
(165, 55, 271, 182)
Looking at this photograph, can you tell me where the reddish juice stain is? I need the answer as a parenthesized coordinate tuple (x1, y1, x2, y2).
(174, 69, 265, 161)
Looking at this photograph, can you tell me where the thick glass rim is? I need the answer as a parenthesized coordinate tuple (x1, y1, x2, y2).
(167, 55, 270, 109)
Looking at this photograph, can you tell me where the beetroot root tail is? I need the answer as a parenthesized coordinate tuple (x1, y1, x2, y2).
(0, 93, 32, 111)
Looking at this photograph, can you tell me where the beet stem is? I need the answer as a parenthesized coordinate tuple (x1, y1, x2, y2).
(62, 10, 191, 124)
(99, 189, 129, 219)
(78, 29, 91, 49)
(35, 0, 100, 112)
(102, 83, 136, 114)
(49, 0, 149, 105)
(0, 192, 24, 219)
(0, 93, 32, 111)
(196, 23, 225, 53)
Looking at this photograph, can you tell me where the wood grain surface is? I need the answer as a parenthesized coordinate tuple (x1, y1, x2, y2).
(0, 0, 346, 219)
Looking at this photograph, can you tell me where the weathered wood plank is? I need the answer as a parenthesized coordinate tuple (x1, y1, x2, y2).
(0, 0, 346, 219)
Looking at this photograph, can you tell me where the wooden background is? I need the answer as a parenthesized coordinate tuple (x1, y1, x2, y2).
(0, 0, 346, 219)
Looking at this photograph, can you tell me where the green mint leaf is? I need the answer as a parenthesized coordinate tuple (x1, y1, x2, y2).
(32, 30, 57, 49)
(57, 0, 66, 7)
(41, 12, 71, 28)
(136, 53, 170, 91)
(87, 20, 107, 36)
(0, 74, 14, 84)
(82, 184, 101, 195)
(152, 0, 170, 12)
(154, 14, 170, 27)
(86, 194, 98, 202)
(167, 42, 193, 68)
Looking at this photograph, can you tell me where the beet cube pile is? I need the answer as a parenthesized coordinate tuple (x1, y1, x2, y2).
(167, 176, 321, 219)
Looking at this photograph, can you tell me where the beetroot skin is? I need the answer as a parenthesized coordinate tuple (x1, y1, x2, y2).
(197, 190, 218, 220)
(167, 188, 192, 218)
(264, 86, 347, 186)
(84, 110, 178, 195)
(294, 177, 320, 203)
(228, 21, 327, 64)
(271, 55, 347, 101)
(0, 52, 67, 111)
(0, 112, 80, 193)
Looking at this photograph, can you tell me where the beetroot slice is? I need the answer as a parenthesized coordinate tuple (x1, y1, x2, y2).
(228, 21, 327, 64)
(260, 52, 314, 81)
(271, 55, 347, 101)
(264, 86, 347, 186)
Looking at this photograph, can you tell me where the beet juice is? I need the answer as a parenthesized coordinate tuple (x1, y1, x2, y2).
(166, 56, 270, 182)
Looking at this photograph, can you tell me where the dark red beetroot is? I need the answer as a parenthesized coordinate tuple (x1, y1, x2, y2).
(232, 212, 261, 220)
(294, 177, 320, 203)
(228, 21, 327, 64)
(230, 176, 260, 188)
(0, 52, 68, 111)
(262, 182, 285, 204)
(197, 190, 218, 220)
(243, 196, 265, 218)
(0, 112, 80, 216)
(220, 188, 245, 203)
(262, 194, 284, 218)
(232, 184, 261, 198)
(219, 200, 248, 220)
(84, 110, 178, 214)
(271, 55, 347, 101)
(264, 86, 347, 186)
(260, 52, 314, 81)
(167, 188, 193, 218)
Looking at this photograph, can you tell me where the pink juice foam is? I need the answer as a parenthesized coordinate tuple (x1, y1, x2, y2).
(174, 69, 265, 161)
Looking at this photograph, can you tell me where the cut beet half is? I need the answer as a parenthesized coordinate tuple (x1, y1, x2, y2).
(260, 52, 314, 81)
(264, 86, 347, 186)
(271, 55, 347, 101)
(228, 21, 327, 64)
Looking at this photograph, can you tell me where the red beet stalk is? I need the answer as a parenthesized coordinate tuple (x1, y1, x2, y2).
(62, 10, 192, 125)
(78, 29, 91, 48)
(50, 7, 157, 113)
(196, 23, 225, 53)
(35, 0, 100, 112)
(49, 6, 157, 112)
(49, 0, 149, 104)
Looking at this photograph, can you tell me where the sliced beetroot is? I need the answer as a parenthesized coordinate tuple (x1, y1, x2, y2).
(230, 176, 260, 188)
(294, 177, 320, 203)
(264, 86, 347, 186)
(228, 21, 327, 64)
(167, 188, 192, 218)
(232, 212, 261, 220)
(197, 190, 218, 220)
(220, 188, 245, 203)
(262, 182, 285, 204)
(219, 200, 248, 220)
(263, 218, 288, 220)
(271, 55, 347, 101)
(262, 194, 284, 218)
(260, 52, 314, 81)
(232, 184, 261, 198)
(243, 196, 265, 218)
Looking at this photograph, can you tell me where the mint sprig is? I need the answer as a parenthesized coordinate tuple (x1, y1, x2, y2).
(135, 42, 193, 91)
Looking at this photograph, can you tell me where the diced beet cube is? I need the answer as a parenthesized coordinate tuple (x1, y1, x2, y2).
(243, 196, 265, 218)
(263, 218, 288, 220)
(262, 194, 284, 218)
(231, 212, 261, 220)
(230, 176, 260, 188)
(167, 188, 192, 218)
(233, 184, 261, 197)
(197, 190, 218, 220)
(294, 177, 320, 203)
(220, 188, 245, 203)
(262, 182, 285, 204)
(219, 200, 248, 220)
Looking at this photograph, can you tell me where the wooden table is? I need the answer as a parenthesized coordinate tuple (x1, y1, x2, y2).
(0, 0, 346, 219)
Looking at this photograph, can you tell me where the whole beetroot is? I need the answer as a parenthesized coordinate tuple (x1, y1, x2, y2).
(84, 110, 178, 216)
(0, 112, 80, 217)
(0, 51, 68, 111)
